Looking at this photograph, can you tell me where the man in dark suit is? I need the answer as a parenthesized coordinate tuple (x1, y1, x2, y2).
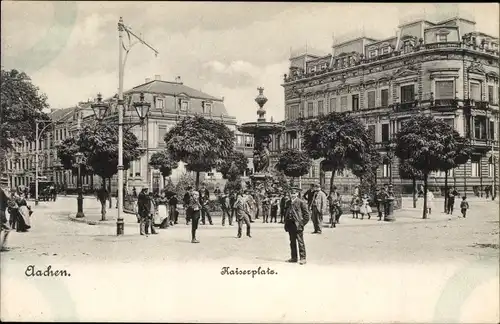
(137, 188, 157, 235)
(284, 187, 310, 265)
(199, 183, 213, 225)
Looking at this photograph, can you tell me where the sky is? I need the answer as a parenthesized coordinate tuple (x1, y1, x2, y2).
(1, 2, 499, 123)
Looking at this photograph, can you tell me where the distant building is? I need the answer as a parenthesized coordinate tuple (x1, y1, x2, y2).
(277, 15, 499, 195)
(5, 76, 255, 192)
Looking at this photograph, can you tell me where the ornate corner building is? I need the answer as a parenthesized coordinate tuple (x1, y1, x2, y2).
(277, 16, 499, 195)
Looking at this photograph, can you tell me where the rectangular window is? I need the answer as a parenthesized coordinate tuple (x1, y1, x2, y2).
(490, 120, 495, 140)
(470, 82, 481, 101)
(369, 50, 377, 58)
(352, 94, 359, 111)
(381, 124, 390, 142)
(330, 97, 337, 113)
(341, 96, 348, 112)
(382, 163, 390, 178)
(488, 85, 495, 104)
(367, 91, 376, 109)
(435, 80, 454, 99)
(158, 126, 167, 145)
(490, 159, 495, 177)
(300, 102, 305, 118)
(367, 125, 376, 142)
(381, 89, 389, 107)
(290, 104, 299, 120)
(307, 102, 314, 118)
(437, 34, 447, 42)
(400, 84, 415, 103)
(134, 160, 141, 177)
(382, 46, 390, 54)
(317, 100, 324, 116)
(471, 157, 480, 177)
(180, 101, 188, 111)
(474, 116, 487, 139)
(203, 103, 212, 114)
(155, 98, 164, 109)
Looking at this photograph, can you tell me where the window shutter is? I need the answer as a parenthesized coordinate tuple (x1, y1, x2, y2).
(435, 81, 454, 99)
(470, 83, 481, 101)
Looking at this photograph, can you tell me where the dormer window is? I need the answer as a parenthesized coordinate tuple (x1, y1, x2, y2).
(179, 100, 189, 111)
(403, 41, 412, 53)
(321, 63, 327, 70)
(310, 66, 317, 73)
(382, 46, 390, 54)
(155, 98, 164, 109)
(202, 101, 212, 114)
(369, 50, 377, 58)
(437, 34, 447, 42)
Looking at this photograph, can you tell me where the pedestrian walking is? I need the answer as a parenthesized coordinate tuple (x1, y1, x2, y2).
(138, 188, 157, 236)
(327, 186, 342, 228)
(279, 193, 288, 223)
(376, 187, 387, 221)
(220, 191, 232, 226)
(426, 189, 435, 216)
(284, 187, 310, 265)
(350, 196, 360, 219)
(157, 191, 169, 229)
(311, 184, 327, 234)
(359, 194, 372, 220)
(187, 190, 202, 243)
(168, 193, 179, 225)
(234, 190, 252, 238)
(262, 194, 271, 223)
(270, 196, 279, 223)
(183, 187, 192, 225)
(199, 184, 213, 225)
(446, 187, 459, 214)
(460, 196, 469, 218)
(304, 184, 315, 210)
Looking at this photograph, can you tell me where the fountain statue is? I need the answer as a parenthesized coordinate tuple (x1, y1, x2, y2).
(239, 87, 285, 191)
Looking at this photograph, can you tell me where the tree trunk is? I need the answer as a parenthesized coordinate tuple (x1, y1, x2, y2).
(412, 177, 417, 208)
(422, 172, 428, 219)
(290, 177, 295, 186)
(100, 177, 107, 221)
(195, 172, 200, 190)
(443, 170, 449, 213)
(108, 177, 112, 209)
(163, 176, 166, 191)
(329, 169, 336, 192)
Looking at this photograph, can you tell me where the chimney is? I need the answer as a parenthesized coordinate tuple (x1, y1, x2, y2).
(175, 76, 182, 84)
(145, 78, 152, 83)
(155, 74, 161, 81)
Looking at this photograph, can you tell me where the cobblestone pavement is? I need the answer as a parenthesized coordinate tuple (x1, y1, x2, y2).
(2, 196, 498, 265)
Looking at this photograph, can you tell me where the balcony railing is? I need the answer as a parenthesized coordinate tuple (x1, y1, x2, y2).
(464, 99, 490, 110)
(390, 101, 418, 112)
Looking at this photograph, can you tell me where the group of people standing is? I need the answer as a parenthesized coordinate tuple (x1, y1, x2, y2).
(1, 181, 33, 252)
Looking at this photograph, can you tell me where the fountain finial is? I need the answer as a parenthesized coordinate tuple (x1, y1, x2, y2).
(255, 87, 268, 122)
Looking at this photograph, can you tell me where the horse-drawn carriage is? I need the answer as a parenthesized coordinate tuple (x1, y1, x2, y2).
(29, 181, 55, 201)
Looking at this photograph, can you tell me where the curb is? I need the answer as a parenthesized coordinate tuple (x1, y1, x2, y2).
(68, 215, 138, 227)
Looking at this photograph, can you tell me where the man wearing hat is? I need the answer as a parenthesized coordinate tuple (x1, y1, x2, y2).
(234, 190, 252, 238)
(284, 186, 310, 265)
(311, 183, 327, 234)
(0, 177, 12, 252)
(137, 187, 157, 235)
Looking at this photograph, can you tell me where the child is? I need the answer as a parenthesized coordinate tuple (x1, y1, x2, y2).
(460, 196, 469, 218)
(351, 196, 360, 219)
(359, 194, 372, 220)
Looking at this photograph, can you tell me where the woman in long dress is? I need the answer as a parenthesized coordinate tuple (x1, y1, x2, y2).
(426, 189, 435, 215)
(359, 194, 372, 220)
(157, 191, 169, 229)
(9, 193, 31, 232)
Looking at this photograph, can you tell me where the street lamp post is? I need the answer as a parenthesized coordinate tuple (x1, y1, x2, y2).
(92, 92, 150, 235)
(386, 141, 397, 186)
(75, 152, 85, 218)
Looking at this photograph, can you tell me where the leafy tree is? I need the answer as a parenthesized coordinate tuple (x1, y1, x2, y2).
(149, 150, 178, 186)
(57, 123, 143, 220)
(164, 177, 176, 194)
(351, 145, 382, 197)
(1, 69, 50, 167)
(399, 159, 424, 208)
(276, 149, 311, 186)
(164, 116, 234, 189)
(395, 115, 461, 219)
(302, 112, 374, 192)
(216, 150, 248, 181)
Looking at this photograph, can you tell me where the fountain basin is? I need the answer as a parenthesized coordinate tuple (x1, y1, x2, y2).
(238, 122, 284, 135)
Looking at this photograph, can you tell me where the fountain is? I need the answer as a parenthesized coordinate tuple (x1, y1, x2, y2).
(238, 87, 285, 191)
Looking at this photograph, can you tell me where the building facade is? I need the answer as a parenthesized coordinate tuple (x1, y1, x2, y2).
(278, 15, 499, 195)
(5, 76, 255, 193)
